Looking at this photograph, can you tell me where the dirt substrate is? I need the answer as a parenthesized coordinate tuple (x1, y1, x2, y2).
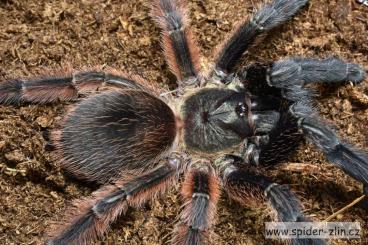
(0, 0, 367, 244)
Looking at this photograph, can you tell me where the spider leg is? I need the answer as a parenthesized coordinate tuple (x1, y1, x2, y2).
(217, 159, 326, 245)
(290, 102, 368, 194)
(211, 0, 308, 80)
(270, 57, 366, 86)
(173, 163, 220, 245)
(242, 57, 367, 86)
(240, 57, 366, 101)
(151, 0, 201, 88)
(46, 153, 185, 245)
(0, 67, 157, 104)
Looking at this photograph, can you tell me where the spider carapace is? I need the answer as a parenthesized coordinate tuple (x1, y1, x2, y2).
(0, 0, 367, 244)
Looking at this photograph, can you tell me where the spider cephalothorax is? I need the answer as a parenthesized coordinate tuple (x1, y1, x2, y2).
(181, 87, 254, 153)
(0, 0, 367, 244)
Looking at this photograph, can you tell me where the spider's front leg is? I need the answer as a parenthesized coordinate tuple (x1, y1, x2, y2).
(173, 162, 220, 245)
(0, 67, 156, 104)
(290, 102, 368, 195)
(216, 157, 326, 245)
(270, 57, 366, 85)
(240, 57, 366, 101)
(210, 0, 309, 82)
(241, 57, 368, 192)
(46, 153, 186, 245)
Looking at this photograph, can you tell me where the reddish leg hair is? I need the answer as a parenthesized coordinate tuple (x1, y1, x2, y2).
(173, 164, 220, 245)
(151, 0, 201, 85)
(45, 155, 184, 245)
(0, 67, 161, 104)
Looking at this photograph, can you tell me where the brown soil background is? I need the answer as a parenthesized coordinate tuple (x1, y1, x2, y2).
(0, 0, 367, 244)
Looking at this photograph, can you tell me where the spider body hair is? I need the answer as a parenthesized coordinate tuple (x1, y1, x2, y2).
(54, 89, 177, 183)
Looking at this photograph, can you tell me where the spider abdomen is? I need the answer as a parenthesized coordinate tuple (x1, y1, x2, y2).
(54, 90, 177, 183)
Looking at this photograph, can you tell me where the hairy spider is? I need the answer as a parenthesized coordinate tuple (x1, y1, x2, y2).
(0, 0, 367, 244)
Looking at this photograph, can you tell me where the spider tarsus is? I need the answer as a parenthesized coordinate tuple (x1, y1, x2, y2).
(0, 79, 23, 104)
(362, 186, 368, 199)
(173, 224, 208, 245)
(327, 144, 368, 185)
(264, 183, 304, 222)
(252, 0, 309, 30)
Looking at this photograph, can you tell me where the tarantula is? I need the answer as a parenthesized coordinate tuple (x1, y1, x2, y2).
(0, 0, 367, 244)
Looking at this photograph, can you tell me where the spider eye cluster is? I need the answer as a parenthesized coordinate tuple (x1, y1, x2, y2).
(181, 88, 253, 153)
(235, 102, 247, 117)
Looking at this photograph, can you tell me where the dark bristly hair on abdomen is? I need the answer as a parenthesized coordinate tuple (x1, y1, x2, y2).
(54, 90, 177, 184)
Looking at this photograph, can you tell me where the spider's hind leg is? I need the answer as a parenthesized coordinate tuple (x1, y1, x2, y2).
(173, 162, 220, 245)
(46, 153, 185, 245)
(217, 158, 326, 245)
